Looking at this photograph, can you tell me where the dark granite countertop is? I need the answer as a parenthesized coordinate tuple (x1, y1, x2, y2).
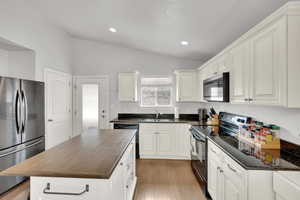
(110, 113, 218, 126)
(208, 134, 300, 171)
(110, 117, 218, 126)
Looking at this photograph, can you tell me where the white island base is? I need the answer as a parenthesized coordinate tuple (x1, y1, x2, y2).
(30, 140, 137, 200)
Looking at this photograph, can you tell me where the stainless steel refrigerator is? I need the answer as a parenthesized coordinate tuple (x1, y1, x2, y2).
(0, 76, 45, 194)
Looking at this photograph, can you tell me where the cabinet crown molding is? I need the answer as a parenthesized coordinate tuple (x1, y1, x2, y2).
(198, 2, 300, 71)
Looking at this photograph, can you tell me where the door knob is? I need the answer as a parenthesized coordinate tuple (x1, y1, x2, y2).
(48, 119, 54, 122)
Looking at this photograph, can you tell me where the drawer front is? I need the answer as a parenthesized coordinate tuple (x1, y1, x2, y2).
(273, 172, 300, 200)
(156, 124, 176, 131)
(208, 140, 223, 159)
(139, 123, 158, 131)
(140, 123, 177, 131)
(31, 177, 110, 200)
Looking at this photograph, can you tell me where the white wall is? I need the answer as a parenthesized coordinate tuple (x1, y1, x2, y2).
(7, 50, 35, 80)
(0, 0, 72, 81)
(201, 103, 300, 145)
(71, 37, 203, 118)
(0, 49, 9, 76)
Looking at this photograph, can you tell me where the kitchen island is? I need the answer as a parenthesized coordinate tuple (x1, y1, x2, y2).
(0, 129, 137, 200)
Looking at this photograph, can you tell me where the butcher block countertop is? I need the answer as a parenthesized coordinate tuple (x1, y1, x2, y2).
(0, 129, 136, 179)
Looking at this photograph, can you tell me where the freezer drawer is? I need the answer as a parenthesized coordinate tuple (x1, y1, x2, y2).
(0, 137, 45, 194)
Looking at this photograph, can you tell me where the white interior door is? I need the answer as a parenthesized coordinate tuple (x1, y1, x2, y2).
(74, 76, 109, 136)
(45, 69, 72, 149)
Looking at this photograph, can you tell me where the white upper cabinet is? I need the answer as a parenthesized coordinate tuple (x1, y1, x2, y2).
(200, 53, 231, 82)
(199, 2, 300, 107)
(230, 41, 250, 104)
(218, 53, 231, 74)
(206, 62, 219, 78)
(175, 70, 200, 102)
(249, 17, 287, 106)
(230, 17, 287, 106)
(118, 72, 138, 102)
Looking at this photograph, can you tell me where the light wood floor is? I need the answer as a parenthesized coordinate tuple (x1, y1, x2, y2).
(0, 181, 29, 200)
(0, 159, 206, 200)
(134, 159, 206, 200)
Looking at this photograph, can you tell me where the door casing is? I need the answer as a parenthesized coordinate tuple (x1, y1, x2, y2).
(73, 76, 110, 136)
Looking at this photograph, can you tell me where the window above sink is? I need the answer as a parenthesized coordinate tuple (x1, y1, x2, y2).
(140, 77, 173, 107)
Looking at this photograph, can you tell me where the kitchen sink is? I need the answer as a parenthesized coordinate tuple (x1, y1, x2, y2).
(140, 118, 174, 123)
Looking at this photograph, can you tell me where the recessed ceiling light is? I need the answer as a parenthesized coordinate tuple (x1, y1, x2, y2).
(181, 41, 189, 46)
(109, 27, 117, 33)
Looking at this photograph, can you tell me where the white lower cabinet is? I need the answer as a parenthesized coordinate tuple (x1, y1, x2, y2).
(207, 152, 221, 200)
(139, 123, 191, 159)
(273, 172, 300, 200)
(139, 130, 157, 155)
(222, 159, 245, 200)
(31, 138, 137, 200)
(156, 130, 174, 156)
(208, 140, 274, 200)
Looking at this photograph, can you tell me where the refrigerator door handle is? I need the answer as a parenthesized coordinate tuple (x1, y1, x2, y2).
(15, 90, 21, 134)
(20, 90, 28, 134)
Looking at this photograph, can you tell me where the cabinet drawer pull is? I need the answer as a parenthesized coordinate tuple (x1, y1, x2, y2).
(43, 183, 89, 196)
(210, 148, 217, 154)
(227, 164, 237, 173)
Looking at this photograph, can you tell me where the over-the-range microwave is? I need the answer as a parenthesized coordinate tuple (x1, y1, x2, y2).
(203, 72, 229, 102)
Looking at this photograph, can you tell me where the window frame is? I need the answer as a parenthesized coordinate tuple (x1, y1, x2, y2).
(140, 76, 174, 108)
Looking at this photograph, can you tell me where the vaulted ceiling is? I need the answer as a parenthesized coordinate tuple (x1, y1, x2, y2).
(28, 0, 294, 61)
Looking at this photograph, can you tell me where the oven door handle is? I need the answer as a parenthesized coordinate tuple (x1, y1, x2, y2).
(191, 131, 206, 142)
